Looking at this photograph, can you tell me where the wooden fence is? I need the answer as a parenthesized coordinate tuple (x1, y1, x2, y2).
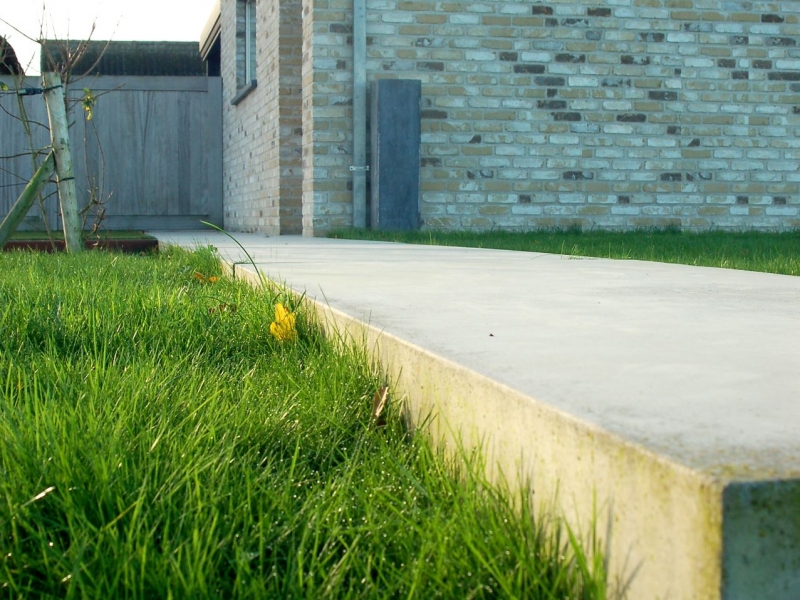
(0, 75, 222, 231)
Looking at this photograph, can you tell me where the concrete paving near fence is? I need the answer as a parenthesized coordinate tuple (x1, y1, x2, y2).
(152, 231, 800, 600)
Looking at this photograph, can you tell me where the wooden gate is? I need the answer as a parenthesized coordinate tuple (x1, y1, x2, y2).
(0, 75, 222, 231)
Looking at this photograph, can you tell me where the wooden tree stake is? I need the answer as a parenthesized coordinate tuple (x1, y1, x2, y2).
(42, 71, 82, 253)
(0, 151, 55, 249)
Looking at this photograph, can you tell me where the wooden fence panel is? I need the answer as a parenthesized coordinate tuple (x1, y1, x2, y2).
(0, 75, 222, 231)
(0, 79, 56, 230)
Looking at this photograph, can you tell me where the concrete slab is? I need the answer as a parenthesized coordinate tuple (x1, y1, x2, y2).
(152, 231, 800, 600)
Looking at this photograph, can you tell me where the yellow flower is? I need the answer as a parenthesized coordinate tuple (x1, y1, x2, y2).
(269, 303, 297, 342)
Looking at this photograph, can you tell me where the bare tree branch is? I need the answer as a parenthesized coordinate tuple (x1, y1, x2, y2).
(0, 101, 49, 129)
(0, 150, 49, 160)
(0, 18, 41, 44)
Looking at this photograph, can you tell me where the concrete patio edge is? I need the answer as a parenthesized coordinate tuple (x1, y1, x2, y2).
(155, 236, 800, 600)
(230, 262, 724, 599)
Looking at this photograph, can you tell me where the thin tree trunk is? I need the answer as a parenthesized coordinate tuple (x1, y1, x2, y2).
(42, 71, 82, 253)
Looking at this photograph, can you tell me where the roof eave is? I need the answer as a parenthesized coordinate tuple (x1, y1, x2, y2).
(199, 0, 221, 60)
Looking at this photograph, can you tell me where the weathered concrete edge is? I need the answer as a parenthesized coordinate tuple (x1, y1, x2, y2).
(227, 263, 721, 600)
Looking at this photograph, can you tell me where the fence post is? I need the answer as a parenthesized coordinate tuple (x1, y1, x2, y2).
(42, 71, 82, 253)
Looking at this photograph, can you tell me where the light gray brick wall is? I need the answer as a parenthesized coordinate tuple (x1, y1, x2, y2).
(301, 0, 356, 234)
(222, 0, 302, 234)
(299, 0, 800, 233)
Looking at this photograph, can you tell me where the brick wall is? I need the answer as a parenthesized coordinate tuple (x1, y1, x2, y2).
(299, 0, 800, 233)
(301, 0, 356, 233)
(279, 0, 304, 233)
(222, 0, 302, 234)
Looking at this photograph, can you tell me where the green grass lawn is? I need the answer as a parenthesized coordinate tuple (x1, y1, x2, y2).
(0, 248, 604, 598)
(330, 228, 800, 276)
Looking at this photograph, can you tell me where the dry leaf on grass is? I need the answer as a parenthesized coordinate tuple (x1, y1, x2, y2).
(208, 303, 237, 315)
(372, 386, 389, 428)
(194, 272, 219, 284)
